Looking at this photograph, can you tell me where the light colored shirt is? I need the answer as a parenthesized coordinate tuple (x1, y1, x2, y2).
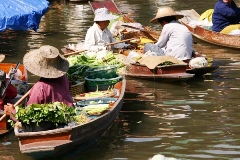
(27, 75, 73, 107)
(156, 20, 193, 60)
(84, 23, 128, 50)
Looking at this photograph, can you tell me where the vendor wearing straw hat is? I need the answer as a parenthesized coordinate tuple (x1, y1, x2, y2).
(144, 6, 193, 60)
(4, 45, 74, 116)
(84, 7, 133, 51)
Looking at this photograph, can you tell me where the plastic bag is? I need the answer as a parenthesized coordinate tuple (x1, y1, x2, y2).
(189, 57, 208, 69)
(126, 51, 142, 63)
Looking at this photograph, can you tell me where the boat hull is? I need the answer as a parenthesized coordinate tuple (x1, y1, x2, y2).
(15, 79, 126, 159)
(125, 63, 194, 81)
(178, 9, 240, 49)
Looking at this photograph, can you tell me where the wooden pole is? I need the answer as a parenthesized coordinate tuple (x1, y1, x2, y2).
(63, 38, 137, 57)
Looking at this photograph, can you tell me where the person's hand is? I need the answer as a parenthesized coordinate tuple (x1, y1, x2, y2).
(4, 103, 15, 115)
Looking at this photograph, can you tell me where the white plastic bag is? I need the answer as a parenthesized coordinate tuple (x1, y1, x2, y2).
(96, 50, 109, 60)
(126, 51, 142, 63)
(189, 57, 208, 69)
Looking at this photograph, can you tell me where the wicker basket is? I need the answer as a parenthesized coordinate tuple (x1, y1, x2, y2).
(70, 82, 85, 97)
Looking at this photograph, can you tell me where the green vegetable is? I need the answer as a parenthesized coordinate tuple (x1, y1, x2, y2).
(158, 61, 175, 66)
(9, 102, 76, 127)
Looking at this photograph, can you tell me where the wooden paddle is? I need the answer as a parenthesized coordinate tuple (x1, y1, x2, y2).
(0, 89, 31, 122)
(63, 38, 137, 57)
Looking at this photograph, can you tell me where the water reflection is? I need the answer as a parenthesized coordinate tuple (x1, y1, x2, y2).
(1, 0, 240, 160)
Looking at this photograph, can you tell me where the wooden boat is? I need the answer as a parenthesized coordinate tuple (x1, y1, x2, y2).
(61, 1, 218, 77)
(186, 65, 219, 76)
(14, 78, 126, 159)
(0, 63, 28, 136)
(125, 63, 194, 81)
(183, 59, 219, 76)
(178, 9, 240, 49)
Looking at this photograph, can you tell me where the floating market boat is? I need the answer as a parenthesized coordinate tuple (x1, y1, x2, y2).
(125, 63, 194, 81)
(178, 9, 240, 49)
(89, 0, 218, 76)
(0, 63, 28, 136)
(61, 0, 218, 77)
(14, 79, 126, 159)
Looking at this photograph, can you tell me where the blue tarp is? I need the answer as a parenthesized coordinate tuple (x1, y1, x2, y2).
(0, 0, 49, 32)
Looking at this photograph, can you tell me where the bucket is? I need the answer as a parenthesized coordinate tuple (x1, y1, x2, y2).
(86, 65, 118, 79)
(84, 76, 122, 92)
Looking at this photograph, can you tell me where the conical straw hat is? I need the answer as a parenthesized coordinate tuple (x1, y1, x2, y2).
(23, 45, 69, 78)
(150, 6, 183, 23)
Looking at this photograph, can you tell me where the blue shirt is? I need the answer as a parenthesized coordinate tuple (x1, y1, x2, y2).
(212, 0, 240, 32)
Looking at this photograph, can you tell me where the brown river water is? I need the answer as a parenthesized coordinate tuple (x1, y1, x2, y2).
(1, 0, 240, 160)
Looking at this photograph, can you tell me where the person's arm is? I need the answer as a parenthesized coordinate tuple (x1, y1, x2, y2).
(0, 98, 4, 110)
(4, 103, 18, 122)
(84, 27, 96, 50)
(155, 25, 169, 48)
(217, 3, 237, 18)
(5, 83, 17, 99)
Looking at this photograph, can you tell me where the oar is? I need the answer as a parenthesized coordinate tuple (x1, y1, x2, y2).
(0, 89, 31, 122)
(122, 24, 159, 35)
(121, 24, 160, 42)
(63, 38, 137, 57)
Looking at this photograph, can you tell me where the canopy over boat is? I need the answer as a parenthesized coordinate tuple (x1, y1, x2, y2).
(0, 0, 49, 32)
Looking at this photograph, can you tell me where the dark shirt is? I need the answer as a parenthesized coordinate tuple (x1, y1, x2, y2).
(27, 75, 74, 107)
(212, 0, 240, 32)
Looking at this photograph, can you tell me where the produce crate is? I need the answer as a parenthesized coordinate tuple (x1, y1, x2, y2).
(85, 76, 122, 92)
(70, 82, 85, 97)
(86, 65, 118, 79)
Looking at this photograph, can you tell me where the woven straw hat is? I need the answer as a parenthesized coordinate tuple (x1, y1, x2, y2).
(150, 6, 184, 23)
(94, 7, 118, 21)
(0, 54, 5, 62)
(23, 45, 69, 78)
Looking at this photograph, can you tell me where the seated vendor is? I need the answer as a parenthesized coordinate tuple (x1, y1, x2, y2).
(84, 7, 134, 51)
(4, 45, 74, 117)
(212, 0, 240, 32)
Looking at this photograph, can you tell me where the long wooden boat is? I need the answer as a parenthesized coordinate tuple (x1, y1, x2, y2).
(178, 9, 240, 49)
(92, 1, 219, 76)
(14, 78, 126, 159)
(125, 63, 194, 81)
(61, 1, 218, 77)
(0, 63, 28, 136)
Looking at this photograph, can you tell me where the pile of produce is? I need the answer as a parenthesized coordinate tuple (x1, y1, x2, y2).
(10, 102, 76, 127)
(76, 98, 117, 116)
(74, 111, 91, 125)
(74, 88, 117, 100)
(66, 51, 125, 85)
(83, 104, 110, 115)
